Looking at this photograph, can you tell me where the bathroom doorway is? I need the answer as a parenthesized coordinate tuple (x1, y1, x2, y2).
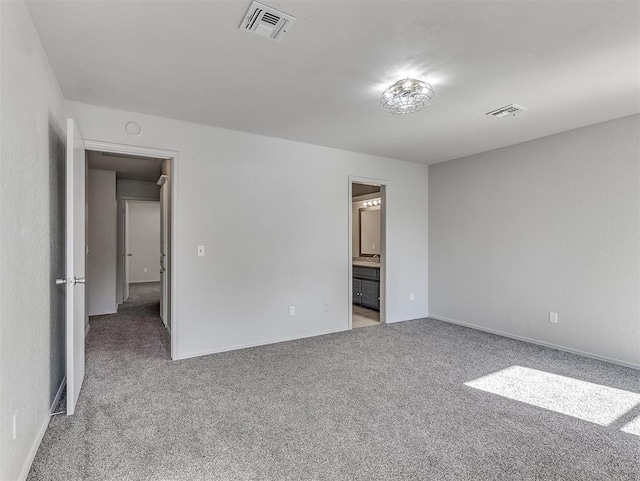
(350, 180, 385, 328)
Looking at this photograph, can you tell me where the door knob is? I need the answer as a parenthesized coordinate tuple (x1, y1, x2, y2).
(55, 278, 67, 285)
(74, 277, 85, 284)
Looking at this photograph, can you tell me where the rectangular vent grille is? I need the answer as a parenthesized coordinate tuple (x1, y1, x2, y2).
(240, 1, 296, 41)
(485, 104, 528, 118)
(262, 12, 279, 25)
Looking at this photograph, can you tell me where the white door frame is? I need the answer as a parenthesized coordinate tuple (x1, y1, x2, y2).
(116, 194, 159, 305)
(157, 175, 170, 328)
(124, 200, 131, 302)
(348, 176, 388, 329)
(124, 199, 160, 295)
(84, 140, 179, 360)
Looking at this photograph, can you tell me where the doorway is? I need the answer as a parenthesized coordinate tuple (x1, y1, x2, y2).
(123, 200, 161, 301)
(63, 122, 178, 415)
(83, 142, 175, 346)
(350, 179, 386, 329)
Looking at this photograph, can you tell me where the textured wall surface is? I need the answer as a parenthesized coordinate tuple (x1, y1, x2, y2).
(69, 101, 430, 360)
(87, 169, 117, 315)
(429, 115, 640, 367)
(0, 2, 66, 479)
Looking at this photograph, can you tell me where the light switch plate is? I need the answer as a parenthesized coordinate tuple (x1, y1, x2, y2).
(197, 245, 205, 257)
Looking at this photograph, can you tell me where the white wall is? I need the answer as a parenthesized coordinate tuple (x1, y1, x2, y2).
(0, 2, 66, 479)
(127, 202, 160, 283)
(429, 114, 640, 368)
(68, 101, 430, 360)
(87, 169, 117, 315)
(115, 180, 160, 303)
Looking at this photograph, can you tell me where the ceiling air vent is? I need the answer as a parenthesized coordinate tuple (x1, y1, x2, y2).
(240, 1, 296, 41)
(485, 104, 528, 118)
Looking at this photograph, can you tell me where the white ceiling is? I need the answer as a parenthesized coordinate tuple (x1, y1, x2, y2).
(352, 183, 381, 197)
(26, 1, 640, 165)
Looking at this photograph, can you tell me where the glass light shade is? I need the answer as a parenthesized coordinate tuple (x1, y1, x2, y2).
(380, 78, 434, 114)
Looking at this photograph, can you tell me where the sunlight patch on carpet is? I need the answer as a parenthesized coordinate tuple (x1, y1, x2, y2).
(465, 365, 640, 426)
(620, 414, 640, 436)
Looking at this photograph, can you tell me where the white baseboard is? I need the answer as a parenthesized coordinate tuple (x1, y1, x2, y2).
(176, 326, 351, 361)
(88, 306, 117, 316)
(18, 413, 50, 481)
(429, 314, 640, 370)
(161, 316, 171, 334)
(50, 376, 66, 414)
(385, 316, 423, 324)
(85, 323, 90, 338)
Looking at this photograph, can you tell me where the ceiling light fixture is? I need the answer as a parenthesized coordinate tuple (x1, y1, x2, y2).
(380, 78, 434, 114)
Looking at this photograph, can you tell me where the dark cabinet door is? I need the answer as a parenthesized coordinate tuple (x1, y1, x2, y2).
(360, 279, 379, 310)
(352, 278, 362, 305)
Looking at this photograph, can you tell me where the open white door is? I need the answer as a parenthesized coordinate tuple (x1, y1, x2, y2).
(64, 118, 86, 415)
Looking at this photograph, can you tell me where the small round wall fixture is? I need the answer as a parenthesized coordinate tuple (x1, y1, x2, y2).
(124, 121, 142, 136)
(380, 78, 434, 114)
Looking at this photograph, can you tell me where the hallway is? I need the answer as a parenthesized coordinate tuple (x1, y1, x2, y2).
(92, 281, 169, 361)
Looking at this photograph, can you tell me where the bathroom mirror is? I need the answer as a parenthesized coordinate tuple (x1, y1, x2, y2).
(359, 208, 380, 256)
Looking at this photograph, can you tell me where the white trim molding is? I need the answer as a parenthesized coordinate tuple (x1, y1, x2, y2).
(18, 416, 50, 481)
(83, 140, 177, 159)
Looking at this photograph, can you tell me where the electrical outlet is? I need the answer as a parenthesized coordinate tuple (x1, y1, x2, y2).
(323, 303, 329, 312)
(12, 412, 18, 440)
(410, 293, 415, 301)
(289, 306, 295, 316)
(143, 267, 148, 273)
(550, 312, 558, 324)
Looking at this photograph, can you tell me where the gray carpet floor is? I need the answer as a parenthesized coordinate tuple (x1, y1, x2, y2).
(29, 284, 639, 480)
